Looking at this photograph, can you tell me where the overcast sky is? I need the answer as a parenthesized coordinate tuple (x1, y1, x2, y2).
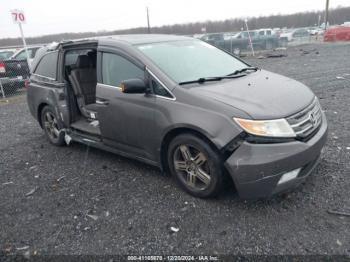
(1, 0, 349, 38)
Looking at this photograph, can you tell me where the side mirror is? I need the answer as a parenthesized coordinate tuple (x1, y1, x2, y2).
(120, 78, 148, 94)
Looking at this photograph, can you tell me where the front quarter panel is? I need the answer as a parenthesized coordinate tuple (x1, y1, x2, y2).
(151, 88, 249, 163)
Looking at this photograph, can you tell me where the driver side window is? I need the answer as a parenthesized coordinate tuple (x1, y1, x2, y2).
(101, 53, 144, 87)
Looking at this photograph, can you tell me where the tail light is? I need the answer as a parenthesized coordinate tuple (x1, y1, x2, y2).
(24, 79, 30, 89)
(0, 62, 5, 73)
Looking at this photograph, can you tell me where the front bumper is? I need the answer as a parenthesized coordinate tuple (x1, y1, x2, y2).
(225, 113, 328, 199)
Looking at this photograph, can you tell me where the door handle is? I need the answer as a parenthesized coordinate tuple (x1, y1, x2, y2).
(96, 99, 109, 105)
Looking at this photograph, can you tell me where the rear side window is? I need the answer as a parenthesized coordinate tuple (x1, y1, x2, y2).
(34, 52, 58, 79)
(101, 53, 144, 87)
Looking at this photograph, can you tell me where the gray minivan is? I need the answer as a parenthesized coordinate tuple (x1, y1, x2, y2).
(27, 35, 327, 199)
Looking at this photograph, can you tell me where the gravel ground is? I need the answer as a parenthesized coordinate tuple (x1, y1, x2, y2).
(0, 42, 349, 258)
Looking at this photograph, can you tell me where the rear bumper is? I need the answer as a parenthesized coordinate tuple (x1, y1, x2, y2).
(224, 113, 328, 199)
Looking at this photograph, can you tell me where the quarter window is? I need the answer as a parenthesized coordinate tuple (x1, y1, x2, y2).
(102, 53, 144, 87)
(34, 52, 58, 79)
(151, 79, 172, 98)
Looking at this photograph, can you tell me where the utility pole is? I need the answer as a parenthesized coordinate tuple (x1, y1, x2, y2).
(324, 0, 330, 30)
(244, 19, 255, 56)
(146, 7, 151, 34)
(318, 14, 321, 27)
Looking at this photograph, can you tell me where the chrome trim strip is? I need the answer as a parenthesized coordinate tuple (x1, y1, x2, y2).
(95, 100, 107, 105)
(154, 94, 176, 101)
(295, 124, 314, 135)
(287, 97, 322, 138)
(291, 115, 312, 128)
(97, 83, 122, 90)
(32, 73, 56, 81)
(146, 67, 176, 101)
(97, 69, 176, 101)
(290, 107, 320, 128)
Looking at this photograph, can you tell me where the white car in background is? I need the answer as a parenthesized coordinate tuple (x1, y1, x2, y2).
(280, 28, 309, 41)
(308, 27, 324, 35)
(10, 46, 42, 65)
(256, 28, 277, 36)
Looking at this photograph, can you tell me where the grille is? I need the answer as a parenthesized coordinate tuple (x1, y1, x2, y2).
(286, 98, 322, 139)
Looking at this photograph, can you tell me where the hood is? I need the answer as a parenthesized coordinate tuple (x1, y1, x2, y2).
(188, 70, 315, 120)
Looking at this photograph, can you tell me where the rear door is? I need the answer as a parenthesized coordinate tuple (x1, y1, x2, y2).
(28, 51, 70, 127)
(95, 47, 157, 161)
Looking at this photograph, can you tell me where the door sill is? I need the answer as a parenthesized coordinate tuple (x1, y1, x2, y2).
(70, 118, 101, 137)
(68, 131, 160, 168)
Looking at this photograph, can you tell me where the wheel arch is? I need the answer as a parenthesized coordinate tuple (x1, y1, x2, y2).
(37, 102, 49, 128)
(159, 126, 221, 174)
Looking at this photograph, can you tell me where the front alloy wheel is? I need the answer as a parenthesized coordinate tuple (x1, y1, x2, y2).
(168, 134, 224, 198)
(173, 144, 211, 191)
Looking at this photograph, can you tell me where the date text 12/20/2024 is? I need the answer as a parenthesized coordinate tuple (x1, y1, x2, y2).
(127, 255, 219, 261)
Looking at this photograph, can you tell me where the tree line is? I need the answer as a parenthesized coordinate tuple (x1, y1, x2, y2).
(1, 6, 350, 47)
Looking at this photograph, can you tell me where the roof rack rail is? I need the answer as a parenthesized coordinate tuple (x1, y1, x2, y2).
(46, 42, 60, 51)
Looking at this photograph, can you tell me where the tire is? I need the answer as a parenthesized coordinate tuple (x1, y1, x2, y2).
(167, 133, 224, 198)
(41, 105, 65, 146)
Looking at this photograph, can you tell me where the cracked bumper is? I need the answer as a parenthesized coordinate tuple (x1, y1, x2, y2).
(225, 114, 328, 199)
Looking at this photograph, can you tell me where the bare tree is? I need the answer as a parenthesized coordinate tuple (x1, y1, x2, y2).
(1, 6, 349, 47)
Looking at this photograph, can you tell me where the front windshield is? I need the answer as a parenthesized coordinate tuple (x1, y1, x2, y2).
(137, 39, 247, 83)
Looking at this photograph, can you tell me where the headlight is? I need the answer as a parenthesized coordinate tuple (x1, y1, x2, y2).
(233, 118, 296, 138)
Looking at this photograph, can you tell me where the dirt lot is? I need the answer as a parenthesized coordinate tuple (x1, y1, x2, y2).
(0, 42, 349, 257)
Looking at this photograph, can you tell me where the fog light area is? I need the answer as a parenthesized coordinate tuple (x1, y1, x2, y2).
(278, 168, 301, 185)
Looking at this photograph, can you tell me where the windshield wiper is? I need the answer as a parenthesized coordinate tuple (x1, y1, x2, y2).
(179, 67, 259, 85)
(179, 74, 247, 85)
(227, 67, 259, 76)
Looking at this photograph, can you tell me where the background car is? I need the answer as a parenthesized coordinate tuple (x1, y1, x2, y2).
(324, 26, 350, 41)
(0, 46, 41, 96)
(10, 46, 42, 66)
(0, 50, 15, 60)
(280, 28, 310, 42)
(308, 27, 324, 35)
(200, 30, 279, 53)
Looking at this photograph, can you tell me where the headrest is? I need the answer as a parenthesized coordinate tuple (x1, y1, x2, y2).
(76, 55, 91, 68)
(87, 51, 96, 67)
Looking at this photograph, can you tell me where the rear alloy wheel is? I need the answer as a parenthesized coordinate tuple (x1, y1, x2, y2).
(41, 106, 65, 146)
(168, 134, 224, 198)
